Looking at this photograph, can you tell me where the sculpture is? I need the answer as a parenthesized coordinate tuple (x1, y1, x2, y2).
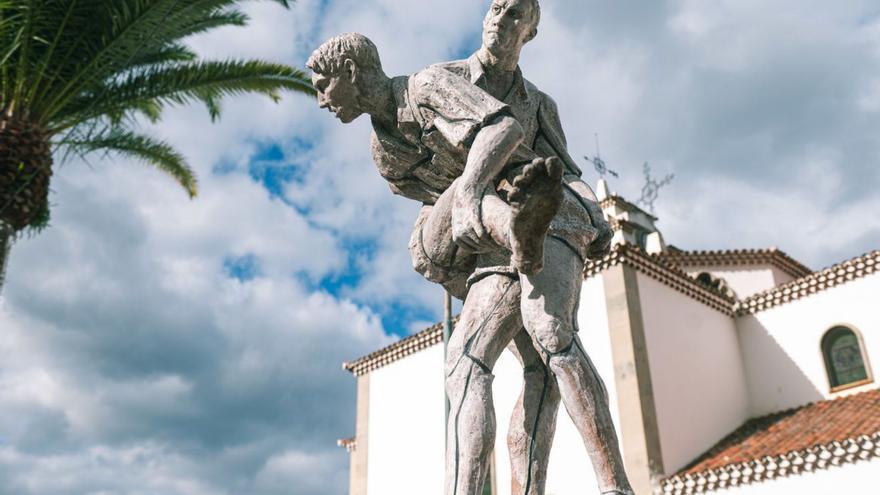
(308, 1, 634, 494)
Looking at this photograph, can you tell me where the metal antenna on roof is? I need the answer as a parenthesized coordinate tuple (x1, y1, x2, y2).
(638, 162, 674, 214)
(585, 134, 619, 179)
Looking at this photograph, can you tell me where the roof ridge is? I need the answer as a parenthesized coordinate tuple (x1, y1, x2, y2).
(663, 388, 880, 495)
(747, 387, 879, 423)
(342, 249, 878, 374)
(661, 430, 880, 495)
(736, 250, 880, 315)
(587, 244, 737, 315)
(655, 247, 812, 279)
(342, 319, 454, 376)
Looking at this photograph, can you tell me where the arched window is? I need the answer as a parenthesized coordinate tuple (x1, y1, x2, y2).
(822, 326, 872, 391)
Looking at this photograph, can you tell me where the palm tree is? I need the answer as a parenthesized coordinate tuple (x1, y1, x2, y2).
(0, 0, 314, 292)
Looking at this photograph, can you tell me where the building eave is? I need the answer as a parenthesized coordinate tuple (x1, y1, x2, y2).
(342, 320, 448, 376)
(655, 248, 813, 280)
(735, 250, 880, 315)
(585, 244, 737, 316)
(661, 431, 880, 495)
(661, 389, 880, 495)
(600, 194, 659, 221)
(341, 248, 879, 375)
(337, 437, 357, 453)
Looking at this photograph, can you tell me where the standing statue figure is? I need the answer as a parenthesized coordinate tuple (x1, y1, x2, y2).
(308, 1, 635, 494)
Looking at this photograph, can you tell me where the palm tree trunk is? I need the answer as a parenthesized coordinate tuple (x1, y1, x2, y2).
(0, 221, 12, 296)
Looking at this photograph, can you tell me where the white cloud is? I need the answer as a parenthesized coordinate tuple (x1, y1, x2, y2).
(2, 1, 879, 494)
(254, 450, 347, 495)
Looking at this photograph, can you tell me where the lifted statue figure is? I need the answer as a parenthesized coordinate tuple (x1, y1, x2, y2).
(308, 1, 635, 494)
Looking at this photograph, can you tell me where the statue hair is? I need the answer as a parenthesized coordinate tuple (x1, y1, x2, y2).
(307, 33, 383, 76)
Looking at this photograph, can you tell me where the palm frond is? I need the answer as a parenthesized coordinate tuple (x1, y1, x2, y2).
(53, 59, 314, 131)
(36, 0, 295, 122)
(177, 9, 249, 37)
(2, 0, 309, 229)
(60, 128, 197, 197)
(37, 0, 193, 119)
(24, 0, 80, 104)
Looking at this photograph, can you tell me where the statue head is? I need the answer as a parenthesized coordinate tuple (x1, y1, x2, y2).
(482, 0, 541, 58)
(307, 33, 384, 123)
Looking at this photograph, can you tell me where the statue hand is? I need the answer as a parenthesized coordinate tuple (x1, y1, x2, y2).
(452, 186, 491, 252)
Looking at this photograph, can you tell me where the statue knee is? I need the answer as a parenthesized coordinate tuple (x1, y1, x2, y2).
(530, 318, 575, 356)
(445, 354, 494, 396)
(408, 227, 443, 281)
(408, 224, 472, 299)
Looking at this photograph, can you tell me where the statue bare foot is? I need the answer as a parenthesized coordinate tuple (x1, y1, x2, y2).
(507, 157, 564, 275)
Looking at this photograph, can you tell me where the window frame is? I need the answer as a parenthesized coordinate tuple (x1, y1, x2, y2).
(820, 325, 874, 393)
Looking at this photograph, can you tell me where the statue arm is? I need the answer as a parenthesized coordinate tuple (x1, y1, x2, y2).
(409, 67, 524, 250)
(452, 115, 525, 250)
(537, 93, 613, 258)
(459, 115, 525, 194)
(535, 93, 588, 185)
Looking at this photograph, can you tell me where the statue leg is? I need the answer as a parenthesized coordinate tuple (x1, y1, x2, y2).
(506, 329, 561, 495)
(520, 238, 634, 495)
(410, 179, 520, 299)
(410, 198, 476, 300)
(415, 156, 566, 291)
(445, 273, 522, 495)
(420, 179, 510, 255)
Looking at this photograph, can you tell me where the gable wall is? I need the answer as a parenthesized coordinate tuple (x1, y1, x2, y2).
(636, 273, 751, 474)
(680, 264, 789, 299)
(366, 344, 445, 495)
(737, 273, 880, 417)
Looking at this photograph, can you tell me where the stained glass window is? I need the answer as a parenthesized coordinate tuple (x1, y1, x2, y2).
(822, 327, 870, 389)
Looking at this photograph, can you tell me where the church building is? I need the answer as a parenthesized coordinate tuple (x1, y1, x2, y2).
(337, 180, 880, 495)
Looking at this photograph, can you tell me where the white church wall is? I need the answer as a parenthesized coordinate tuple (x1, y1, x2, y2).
(492, 350, 525, 495)
(636, 274, 751, 474)
(768, 265, 799, 287)
(578, 275, 623, 446)
(366, 344, 445, 495)
(709, 459, 880, 495)
(737, 273, 880, 417)
(680, 264, 792, 299)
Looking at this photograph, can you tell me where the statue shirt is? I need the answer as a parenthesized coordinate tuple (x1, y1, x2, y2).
(370, 66, 518, 205)
(439, 55, 607, 266)
(370, 56, 605, 265)
(370, 55, 591, 202)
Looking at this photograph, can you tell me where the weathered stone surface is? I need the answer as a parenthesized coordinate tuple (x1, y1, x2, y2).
(307, 1, 631, 493)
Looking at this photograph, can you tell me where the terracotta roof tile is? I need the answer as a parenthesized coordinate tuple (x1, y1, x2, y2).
(667, 389, 880, 491)
(585, 244, 737, 315)
(342, 318, 456, 376)
(655, 248, 812, 280)
(343, 249, 877, 376)
(736, 250, 880, 314)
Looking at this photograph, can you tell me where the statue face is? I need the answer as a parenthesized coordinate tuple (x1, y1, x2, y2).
(312, 69, 363, 124)
(482, 0, 537, 56)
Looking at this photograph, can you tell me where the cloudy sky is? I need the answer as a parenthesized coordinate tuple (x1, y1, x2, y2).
(2, 0, 880, 494)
